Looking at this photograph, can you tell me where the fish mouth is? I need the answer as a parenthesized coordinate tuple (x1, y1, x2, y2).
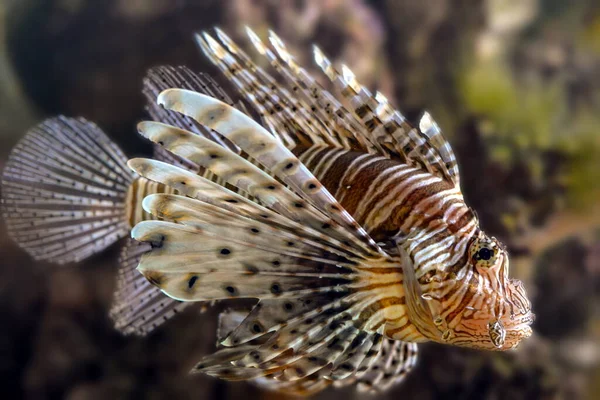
(505, 312, 535, 345)
(514, 312, 535, 334)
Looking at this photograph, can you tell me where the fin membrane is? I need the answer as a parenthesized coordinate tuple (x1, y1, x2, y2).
(110, 238, 191, 335)
(1, 116, 134, 264)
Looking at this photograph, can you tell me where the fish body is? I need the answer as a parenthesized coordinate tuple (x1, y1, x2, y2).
(293, 145, 470, 242)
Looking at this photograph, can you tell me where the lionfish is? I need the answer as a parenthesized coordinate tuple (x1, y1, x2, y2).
(1, 28, 534, 395)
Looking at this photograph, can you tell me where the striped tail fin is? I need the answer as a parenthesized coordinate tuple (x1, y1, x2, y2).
(0, 116, 135, 264)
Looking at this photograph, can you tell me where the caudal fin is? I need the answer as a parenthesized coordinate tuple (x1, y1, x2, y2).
(1, 116, 135, 264)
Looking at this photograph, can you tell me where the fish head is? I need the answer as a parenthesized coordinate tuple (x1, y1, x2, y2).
(401, 231, 534, 350)
(434, 232, 534, 350)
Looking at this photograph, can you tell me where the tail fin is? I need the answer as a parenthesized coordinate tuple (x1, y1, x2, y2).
(1, 116, 135, 264)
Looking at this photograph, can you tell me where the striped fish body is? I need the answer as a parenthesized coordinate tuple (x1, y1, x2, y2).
(125, 176, 177, 227)
(1, 26, 535, 396)
(294, 145, 472, 243)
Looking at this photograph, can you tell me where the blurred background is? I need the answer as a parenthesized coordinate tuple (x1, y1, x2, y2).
(0, 0, 599, 399)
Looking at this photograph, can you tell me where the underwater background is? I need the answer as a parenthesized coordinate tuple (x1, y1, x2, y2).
(0, 0, 599, 399)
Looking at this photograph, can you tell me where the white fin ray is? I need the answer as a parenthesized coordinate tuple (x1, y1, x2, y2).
(197, 34, 300, 148)
(134, 125, 376, 256)
(155, 89, 382, 254)
(143, 65, 238, 153)
(199, 29, 335, 149)
(263, 29, 379, 152)
(214, 28, 335, 145)
(311, 47, 389, 156)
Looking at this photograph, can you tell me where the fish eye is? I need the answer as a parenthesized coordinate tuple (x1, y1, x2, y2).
(469, 236, 499, 268)
(477, 247, 493, 261)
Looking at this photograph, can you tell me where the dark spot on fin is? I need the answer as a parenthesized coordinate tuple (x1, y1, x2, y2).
(188, 275, 198, 289)
(150, 235, 166, 249)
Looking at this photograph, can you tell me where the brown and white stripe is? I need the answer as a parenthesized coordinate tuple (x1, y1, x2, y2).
(294, 145, 476, 243)
(125, 176, 177, 227)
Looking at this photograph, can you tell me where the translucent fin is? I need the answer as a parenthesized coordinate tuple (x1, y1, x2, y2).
(0, 116, 134, 264)
(217, 308, 251, 344)
(353, 339, 418, 394)
(109, 238, 191, 335)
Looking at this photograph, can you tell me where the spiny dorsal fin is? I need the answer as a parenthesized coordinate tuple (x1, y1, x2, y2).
(197, 28, 460, 188)
(1, 116, 134, 264)
(312, 47, 460, 187)
(263, 29, 383, 153)
(197, 29, 340, 150)
(198, 28, 379, 152)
